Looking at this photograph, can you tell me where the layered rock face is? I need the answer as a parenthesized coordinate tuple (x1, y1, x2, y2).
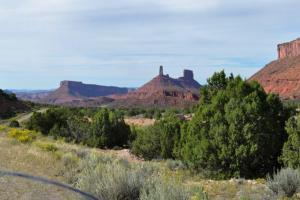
(278, 38, 300, 59)
(39, 81, 130, 105)
(250, 38, 300, 100)
(58, 81, 128, 98)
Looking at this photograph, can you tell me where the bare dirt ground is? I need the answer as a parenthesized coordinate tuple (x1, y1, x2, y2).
(124, 117, 155, 126)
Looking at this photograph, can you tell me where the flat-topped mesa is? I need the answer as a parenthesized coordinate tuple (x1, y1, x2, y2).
(278, 38, 300, 59)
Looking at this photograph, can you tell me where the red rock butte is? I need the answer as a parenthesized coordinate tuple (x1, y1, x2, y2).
(110, 66, 202, 108)
(250, 38, 300, 100)
(25, 66, 201, 108)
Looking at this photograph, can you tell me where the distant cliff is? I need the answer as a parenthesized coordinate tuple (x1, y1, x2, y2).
(250, 38, 300, 100)
(39, 81, 131, 105)
(278, 38, 300, 59)
(23, 67, 201, 108)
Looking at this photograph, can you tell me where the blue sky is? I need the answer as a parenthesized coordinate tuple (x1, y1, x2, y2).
(1, 0, 300, 89)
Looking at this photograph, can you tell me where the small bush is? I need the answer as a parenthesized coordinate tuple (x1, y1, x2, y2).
(112, 146, 123, 150)
(267, 168, 300, 198)
(9, 120, 20, 128)
(166, 159, 187, 171)
(281, 116, 300, 168)
(140, 177, 190, 200)
(0, 125, 7, 132)
(35, 142, 58, 152)
(73, 148, 89, 159)
(62, 153, 80, 183)
(75, 155, 151, 200)
(8, 129, 38, 143)
(74, 154, 206, 200)
(190, 189, 209, 200)
(131, 126, 161, 160)
(62, 153, 79, 168)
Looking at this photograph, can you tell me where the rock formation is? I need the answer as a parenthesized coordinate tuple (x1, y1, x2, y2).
(38, 81, 130, 105)
(250, 38, 300, 100)
(112, 66, 201, 108)
(25, 66, 201, 108)
(159, 65, 164, 76)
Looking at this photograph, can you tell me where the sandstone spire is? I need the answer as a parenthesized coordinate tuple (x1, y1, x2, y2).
(159, 65, 163, 76)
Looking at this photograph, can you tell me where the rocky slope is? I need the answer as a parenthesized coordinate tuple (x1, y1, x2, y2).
(250, 38, 300, 100)
(0, 90, 28, 119)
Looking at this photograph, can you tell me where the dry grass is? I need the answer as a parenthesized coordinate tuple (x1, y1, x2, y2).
(0, 128, 80, 199)
(186, 179, 269, 200)
(125, 117, 155, 126)
(0, 123, 275, 200)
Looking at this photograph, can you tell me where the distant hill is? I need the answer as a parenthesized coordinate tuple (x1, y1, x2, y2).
(18, 66, 201, 108)
(0, 89, 28, 119)
(250, 38, 300, 100)
(12, 90, 53, 102)
(112, 66, 201, 108)
(37, 81, 132, 105)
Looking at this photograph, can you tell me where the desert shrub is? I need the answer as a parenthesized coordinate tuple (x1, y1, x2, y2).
(128, 125, 138, 145)
(166, 159, 187, 171)
(62, 152, 79, 167)
(179, 71, 288, 178)
(35, 142, 58, 152)
(65, 116, 90, 143)
(131, 111, 183, 160)
(75, 154, 152, 200)
(144, 109, 156, 119)
(190, 193, 209, 200)
(281, 116, 300, 168)
(9, 120, 20, 128)
(8, 129, 38, 143)
(0, 125, 7, 132)
(140, 177, 190, 200)
(73, 148, 89, 159)
(126, 108, 146, 117)
(88, 109, 131, 148)
(159, 111, 182, 158)
(62, 153, 80, 183)
(74, 154, 206, 200)
(266, 168, 300, 198)
(131, 125, 161, 160)
(141, 177, 208, 200)
(25, 108, 69, 135)
(26, 108, 132, 149)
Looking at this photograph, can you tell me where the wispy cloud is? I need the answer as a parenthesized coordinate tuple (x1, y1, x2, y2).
(0, 0, 300, 89)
